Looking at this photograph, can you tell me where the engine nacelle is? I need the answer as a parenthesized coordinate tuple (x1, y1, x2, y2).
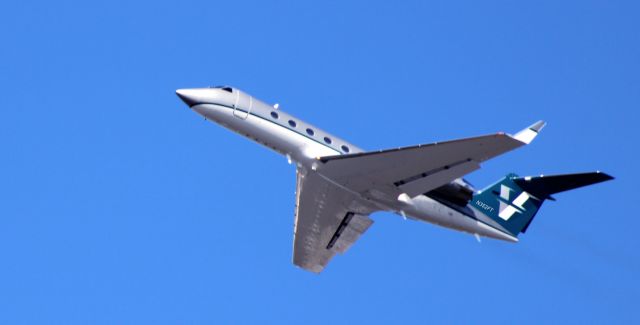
(426, 179, 475, 206)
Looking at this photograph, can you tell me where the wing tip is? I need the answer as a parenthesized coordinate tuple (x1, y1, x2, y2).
(595, 170, 615, 181)
(529, 120, 547, 132)
(294, 262, 325, 274)
(513, 120, 546, 144)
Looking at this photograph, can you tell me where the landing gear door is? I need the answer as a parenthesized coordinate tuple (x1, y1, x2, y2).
(233, 91, 252, 120)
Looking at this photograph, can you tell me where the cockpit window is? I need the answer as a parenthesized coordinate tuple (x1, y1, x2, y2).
(211, 85, 233, 93)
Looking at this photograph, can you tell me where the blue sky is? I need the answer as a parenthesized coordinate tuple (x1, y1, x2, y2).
(1, 0, 638, 323)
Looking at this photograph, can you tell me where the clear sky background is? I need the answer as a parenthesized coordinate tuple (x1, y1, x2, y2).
(1, 0, 638, 323)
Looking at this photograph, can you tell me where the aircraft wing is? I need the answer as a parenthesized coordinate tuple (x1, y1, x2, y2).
(293, 169, 377, 273)
(318, 121, 545, 199)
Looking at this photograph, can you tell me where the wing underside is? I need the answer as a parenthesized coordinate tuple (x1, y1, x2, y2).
(317, 123, 544, 200)
(293, 170, 376, 273)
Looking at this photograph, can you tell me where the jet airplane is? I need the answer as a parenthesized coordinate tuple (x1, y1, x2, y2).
(176, 86, 613, 273)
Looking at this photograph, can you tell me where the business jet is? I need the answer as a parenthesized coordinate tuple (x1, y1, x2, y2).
(176, 86, 612, 273)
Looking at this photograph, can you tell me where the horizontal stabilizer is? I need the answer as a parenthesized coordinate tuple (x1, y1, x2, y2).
(514, 172, 614, 199)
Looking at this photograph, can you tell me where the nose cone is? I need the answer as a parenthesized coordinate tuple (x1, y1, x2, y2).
(176, 88, 201, 107)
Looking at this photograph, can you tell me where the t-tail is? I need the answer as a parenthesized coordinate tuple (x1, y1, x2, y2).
(472, 172, 613, 236)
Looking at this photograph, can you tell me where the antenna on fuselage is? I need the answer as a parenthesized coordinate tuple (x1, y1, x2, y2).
(273, 103, 280, 109)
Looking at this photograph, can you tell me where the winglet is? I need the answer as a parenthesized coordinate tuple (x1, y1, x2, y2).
(513, 120, 546, 144)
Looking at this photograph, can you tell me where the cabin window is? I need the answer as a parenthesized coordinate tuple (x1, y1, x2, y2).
(288, 120, 297, 127)
(270, 111, 279, 119)
(324, 137, 332, 144)
(341, 145, 350, 153)
(306, 128, 314, 136)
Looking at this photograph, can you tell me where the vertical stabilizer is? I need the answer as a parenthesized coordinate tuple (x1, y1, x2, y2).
(472, 172, 613, 236)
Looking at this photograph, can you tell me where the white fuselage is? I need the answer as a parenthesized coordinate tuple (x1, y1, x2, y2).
(179, 87, 517, 242)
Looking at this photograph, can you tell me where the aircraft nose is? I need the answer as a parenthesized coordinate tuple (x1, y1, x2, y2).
(176, 88, 201, 107)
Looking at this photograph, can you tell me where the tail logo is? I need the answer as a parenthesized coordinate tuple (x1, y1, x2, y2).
(497, 185, 536, 221)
